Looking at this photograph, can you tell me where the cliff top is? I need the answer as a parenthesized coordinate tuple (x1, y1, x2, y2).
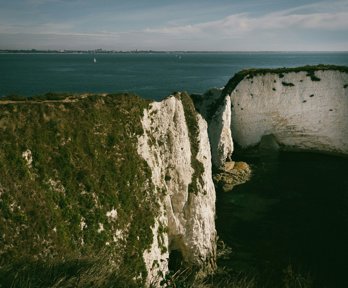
(0, 92, 158, 285)
(222, 64, 348, 97)
(0, 92, 146, 103)
(199, 64, 348, 120)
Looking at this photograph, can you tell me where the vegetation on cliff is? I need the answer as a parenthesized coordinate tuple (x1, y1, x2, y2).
(174, 92, 205, 195)
(0, 93, 158, 286)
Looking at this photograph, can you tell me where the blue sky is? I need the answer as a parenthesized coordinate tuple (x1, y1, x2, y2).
(0, 0, 347, 51)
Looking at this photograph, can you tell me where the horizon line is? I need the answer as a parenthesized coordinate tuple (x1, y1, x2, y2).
(1, 49, 348, 53)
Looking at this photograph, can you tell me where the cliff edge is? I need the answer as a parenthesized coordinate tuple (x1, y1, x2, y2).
(0, 93, 216, 287)
(1, 64, 347, 287)
(196, 65, 348, 169)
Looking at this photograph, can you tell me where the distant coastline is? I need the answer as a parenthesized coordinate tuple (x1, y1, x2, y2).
(1, 49, 348, 54)
(0, 49, 168, 54)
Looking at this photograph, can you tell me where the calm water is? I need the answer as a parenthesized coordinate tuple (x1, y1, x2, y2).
(217, 152, 348, 287)
(1, 52, 348, 99)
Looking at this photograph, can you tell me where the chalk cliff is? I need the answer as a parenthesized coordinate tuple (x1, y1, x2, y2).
(229, 68, 348, 155)
(1, 64, 347, 287)
(138, 93, 216, 284)
(199, 65, 348, 161)
(0, 93, 216, 287)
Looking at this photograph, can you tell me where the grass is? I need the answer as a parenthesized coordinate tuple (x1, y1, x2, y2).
(0, 92, 75, 101)
(0, 250, 313, 288)
(0, 91, 216, 286)
(0, 93, 158, 286)
(0, 255, 143, 288)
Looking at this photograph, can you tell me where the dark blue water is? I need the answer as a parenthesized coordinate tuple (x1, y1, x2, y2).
(1, 52, 348, 100)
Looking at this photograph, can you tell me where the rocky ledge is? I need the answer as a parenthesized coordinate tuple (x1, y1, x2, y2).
(213, 161, 252, 192)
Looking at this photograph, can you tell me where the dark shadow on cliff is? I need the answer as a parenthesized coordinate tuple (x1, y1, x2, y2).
(216, 151, 348, 288)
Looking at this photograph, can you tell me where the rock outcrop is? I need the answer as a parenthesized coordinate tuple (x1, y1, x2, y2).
(138, 93, 216, 285)
(213, 161, 252, 192)
(0, 93, 216, 287)
(198, 65, 348, 162)
(229, 68, 348, 155)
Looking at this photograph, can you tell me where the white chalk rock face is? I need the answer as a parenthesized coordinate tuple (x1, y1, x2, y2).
(138, 94, 216, 285)
(230, 70, 348, 155)
(192, 88, 234, 169)
(209, 96, 233, 168)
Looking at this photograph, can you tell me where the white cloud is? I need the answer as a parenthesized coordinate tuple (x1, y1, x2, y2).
(143, 10, 348, 38)
(26, 0, 75, 5)
(276, 0, 348, 15)
(253, 11, 348, 30)
(134, 3, 348, 51)
(1, 0, 348, 50)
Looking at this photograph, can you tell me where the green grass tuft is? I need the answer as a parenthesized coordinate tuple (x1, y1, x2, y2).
(0, 93, 158, 285)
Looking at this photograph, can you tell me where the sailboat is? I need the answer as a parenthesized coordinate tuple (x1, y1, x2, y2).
(93, 57, 97, 63)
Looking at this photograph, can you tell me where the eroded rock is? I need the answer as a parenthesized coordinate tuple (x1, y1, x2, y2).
(214, 161, 252, 192)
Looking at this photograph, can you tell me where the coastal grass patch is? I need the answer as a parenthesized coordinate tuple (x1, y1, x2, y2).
(0, 92, 74, 101)
(0, 260, 313, 288)
(0, 255, 142, 288)
(0, 93, 157, 286)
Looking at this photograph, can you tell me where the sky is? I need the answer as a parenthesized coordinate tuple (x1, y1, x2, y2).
(0, 0, 347, 51)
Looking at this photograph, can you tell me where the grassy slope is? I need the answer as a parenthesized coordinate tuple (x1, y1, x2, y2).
(0, 93, 158, 286)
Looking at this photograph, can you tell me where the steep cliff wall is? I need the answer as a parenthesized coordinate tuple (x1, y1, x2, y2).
(138, 93, 216, 284)
(228, 67, 348, 155)
(199, 65, 348, 162)
(0, 93, 216, 287)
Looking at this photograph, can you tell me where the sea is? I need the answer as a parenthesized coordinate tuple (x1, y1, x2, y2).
(1, 51, 348, 287)
(1, 51, 348, 99)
